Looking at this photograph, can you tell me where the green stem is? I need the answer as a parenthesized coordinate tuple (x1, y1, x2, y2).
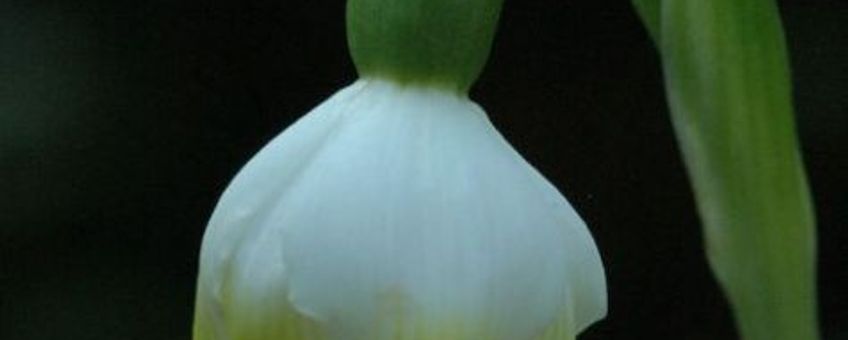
(346, 0, 504, 94)
(632, 0, 819, 339)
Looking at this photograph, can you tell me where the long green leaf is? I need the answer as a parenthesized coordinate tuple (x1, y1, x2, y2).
(631, 1, 819, 339)
(631, 0, 660, 43)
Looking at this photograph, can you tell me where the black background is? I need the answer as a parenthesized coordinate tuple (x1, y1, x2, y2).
(1, 0, 846, 339)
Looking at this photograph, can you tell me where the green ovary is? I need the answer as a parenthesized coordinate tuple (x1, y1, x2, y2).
(347, 0, 503, 93)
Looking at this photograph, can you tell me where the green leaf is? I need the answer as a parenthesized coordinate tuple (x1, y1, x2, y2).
(631, 0, 660, 43)
(632, 1, 819, 339)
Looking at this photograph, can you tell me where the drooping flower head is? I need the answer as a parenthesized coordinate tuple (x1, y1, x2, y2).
(193, 1, 607, 339)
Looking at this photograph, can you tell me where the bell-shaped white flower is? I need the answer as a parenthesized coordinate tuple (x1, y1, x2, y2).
(193, 0, 606, 339)
(194, 79, 606, 340)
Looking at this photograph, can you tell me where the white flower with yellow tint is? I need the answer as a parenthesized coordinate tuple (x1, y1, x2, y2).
(193, 1, 606, 339)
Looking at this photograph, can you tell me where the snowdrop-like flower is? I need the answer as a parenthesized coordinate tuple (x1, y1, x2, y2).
(193, 0, 606, 339)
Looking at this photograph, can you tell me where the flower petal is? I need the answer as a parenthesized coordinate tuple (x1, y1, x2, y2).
(194, 79, 606, 340)
(194, 82, 369, 340)
(276, 80, 606, 339)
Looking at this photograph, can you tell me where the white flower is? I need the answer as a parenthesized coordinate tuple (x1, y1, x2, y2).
(193, 79, 607, 340)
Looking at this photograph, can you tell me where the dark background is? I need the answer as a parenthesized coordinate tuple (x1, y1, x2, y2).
(1, 0, 845, 339)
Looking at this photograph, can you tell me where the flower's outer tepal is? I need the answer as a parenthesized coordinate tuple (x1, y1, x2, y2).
(193, 0, 607, 339)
